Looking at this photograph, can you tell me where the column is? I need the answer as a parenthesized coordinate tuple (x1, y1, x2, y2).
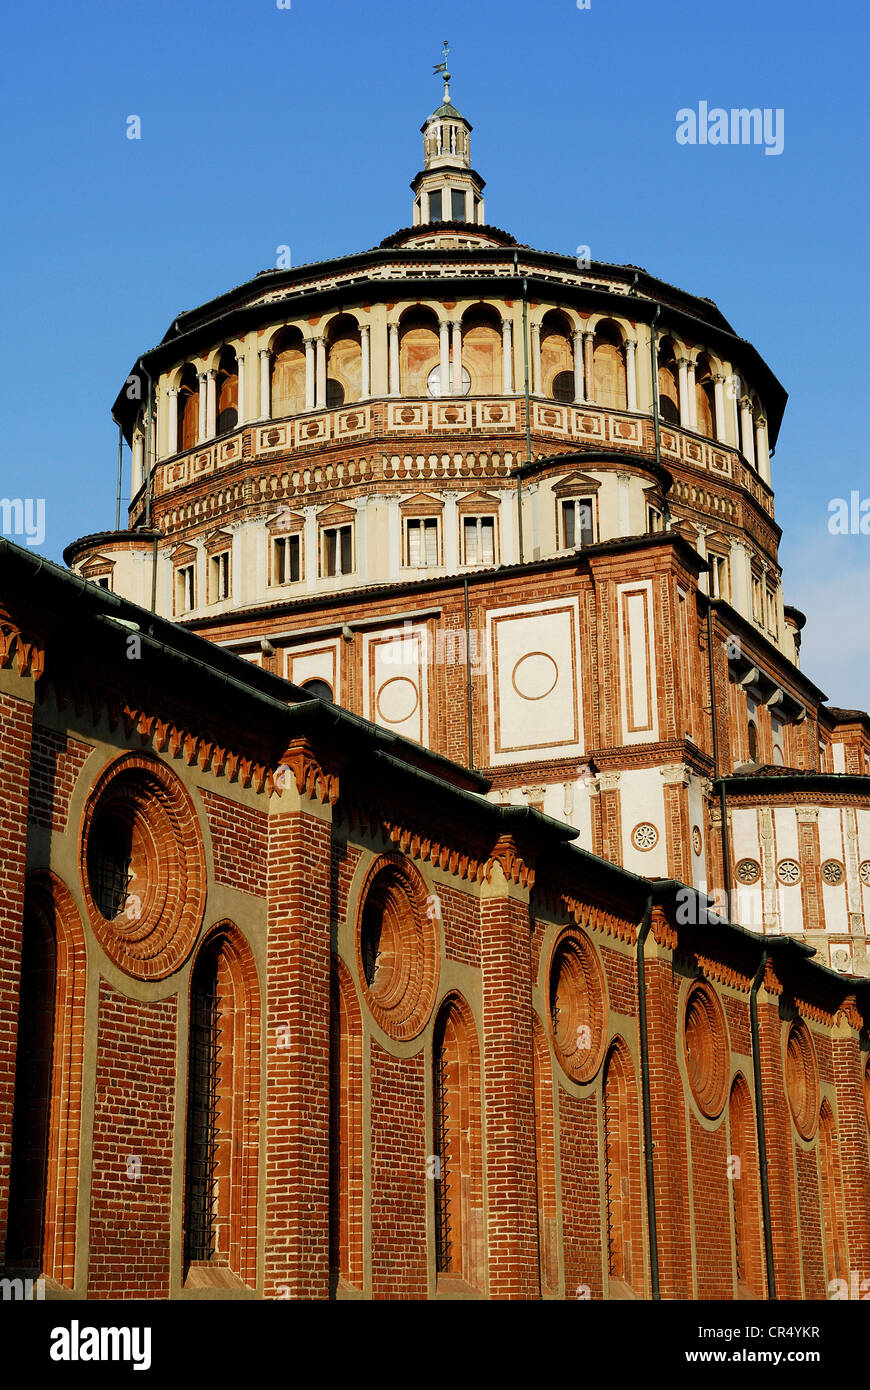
(304, 339, 315, 411)
(450, 320, 462, 396)
(439, 319, 451, 396)
(388, 323, 400, 396)
(501, 318, 513, 393)
(421, 190, 430, 223)
(237, 354, 246, 425)
(315, 336, 327, 410)
(625, 339, 638, 412)
(206, 371, 217, 438)
(572, 330, 584, 403)
(197, 372, 207, 443)
(132, 433, 145, 494)
(259, 349, 271, 420)
(677, 357, 690, 427)
(731, 375, 741, 445)
(465, 188, 474, 224)
(167, 389, 178, 456)
(616, 471, 632, 536)
(583, 331, 594, 402)
(530, 322, 541, 396)
(686, 359, 698, 430)
(360, 325, 371, 398)
(755, 417, 770, 484)
(695, 524, 708, 593)
(713, 374, 727, 442)
(729, 539, 751, 616)
(740, 398, 756, 468)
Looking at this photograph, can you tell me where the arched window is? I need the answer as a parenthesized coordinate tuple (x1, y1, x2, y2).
(326, 315, 362, 407)
(183, 925, 260, 1287)
(695, 355, 716, 438)
(6, 874, 85, 1286)
(215, 348, 238, 436)
(602, 1042, 642, 1295)
(540, 310, 574, 401)
(270, 327, 306, 419)
(177, 365, 199, 453)
(432, 994, 484, 1289)
(657, 341, 680, 425)
(819, 1102, 847, 1285)
(330, 959, 364, 1290)
(300, 677, 333, 702)
(533, 1017, 558, 1294)
(461, 305, 502, 395)
(399, 308, 440, 396)
(747, 720, 759, 763)
(728, 1075, 765, 1297)
(594, 321, 627, 410)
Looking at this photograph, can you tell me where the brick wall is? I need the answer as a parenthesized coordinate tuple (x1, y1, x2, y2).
(202, 788, 268, 895)
(370, 1043, 427, 1298)
(26, 724, 91, 831)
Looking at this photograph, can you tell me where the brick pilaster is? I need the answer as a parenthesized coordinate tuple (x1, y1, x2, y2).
(832, 1006, 870, 1285)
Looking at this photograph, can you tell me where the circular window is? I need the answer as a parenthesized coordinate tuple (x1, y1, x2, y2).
(785, 1021, 819, 1140)
(548, 928, 607, 1083)
(736, 858, 760, 885)
(632, 822, 659, 852)
(776, 859, 801, 885)
(300, 678, 333, 702)
(683, 982, 729, 1117)
(80, 753, 207, 980)
(355, 854, 439, 1040)
(691, 825, 703, 856)
(821, 859, 844, 886)
(860, 861, 870, 886)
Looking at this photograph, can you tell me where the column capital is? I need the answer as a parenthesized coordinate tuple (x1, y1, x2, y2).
(529, 321, 541, 337)
(167, 386, 178, 398)
(259, 347, 270, 359)
(755, 415, 767, 428)
(624, 337, 637, 354)
(713, 372, 726, 383)
(198, 370, 207, 382)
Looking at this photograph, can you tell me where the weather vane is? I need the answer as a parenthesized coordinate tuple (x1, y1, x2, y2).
(433, 39, 451, 102)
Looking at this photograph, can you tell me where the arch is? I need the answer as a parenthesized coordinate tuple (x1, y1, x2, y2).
(657, 339, 680, 426)
(329, 957, 363, 1291)
(602, 1039, 643, 1295)
(594, 320, 627, 410)
(461, 304, 502, 395)
(300, 677, 333, 702)
(694, 353, 716, 438)
(215, 347, 238, 437)
(6, 872, 85, 1286)
(541, 310, 574, 402)
(177, 364, 200, 453)
(818, 1100, 848, 1285)
(182, 922, 260, 1287)
(532, 1015, 559, 1294)
(728, 1074, 765, 1297)
(270, 327, 306, 419)
(399, 306, 441, 396)
(432, 992, 484, 1288)
(747, 719, 759, 763)
(326, 314, 362, 407)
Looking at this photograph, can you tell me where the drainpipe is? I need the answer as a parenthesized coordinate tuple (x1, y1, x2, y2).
(749, 949, 776, 1298)
(114, 419, 124, 531)
(706, 602, 732, 914)
(463, 575, 475, 770)
(636, 893, 661, 1299)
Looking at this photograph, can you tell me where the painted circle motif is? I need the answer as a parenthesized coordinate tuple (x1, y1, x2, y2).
(785, 1020, 820, 1140)
(691, 825, 703, 856)
(821, 860, 845, 886)
(776, 858, 802, 885)
(355, 854, 439, 1041)
(511, 651, 559, 701)
(632, 822, 658, 852)
(79, 753, 207, 980)
(376, 676, 419, 724)
(859, 861, 870, 886)
(683, 982, 729, 1118)
(548, 927, 607, 1084)
(736, 858, 761, 885)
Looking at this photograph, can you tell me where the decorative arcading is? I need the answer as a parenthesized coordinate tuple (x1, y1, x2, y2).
(650, 906, 678, 951)
(835, 995, 864, 1032)
(563, 895, 637, 946)
(0, 604, 45, 680)
(275, 736, 340, 805)
(338, 799, 487, 883)
(762, 957, 784, 997)
(793, 997, 836, 1028)
(484, 833, 534, 889)
(694, 954, 753, 994)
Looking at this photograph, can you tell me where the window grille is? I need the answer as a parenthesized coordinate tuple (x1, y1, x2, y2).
(433, 1032, 452, 1274)
(184, 955, 220, 1266)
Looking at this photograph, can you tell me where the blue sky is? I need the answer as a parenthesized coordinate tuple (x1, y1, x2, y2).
(1, 0, 867, 703)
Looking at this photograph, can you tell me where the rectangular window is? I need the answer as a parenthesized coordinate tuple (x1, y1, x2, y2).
(429, 190, 442, 222)
(463, 515, 496, 566)
(561, 498, 594, 549)
(209, 550, 230, 603)
(646, 505, 664, 534)
(751, 575, 763, 623)
(175, 563, 195, 614)
(272, 534, 301, 585)
(405, 517, 439, 567)
(322, 524, 353, 577)
(451, 188, 465, 222)
(709, 553, 730, 601)
(93, 575, 111, 590)
(766, 587, 778, 635)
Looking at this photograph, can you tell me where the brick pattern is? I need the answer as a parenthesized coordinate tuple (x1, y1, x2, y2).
(795, 1142, 826, 1298)
(202, 788, 268, 895)
(440, 882, 481, 966)
(370, 1042, 427, 1298)
(27, 725, 91, 831)
(558, 1088, 603, 1299)
(87, 983, 176, 1298)
(689, 1113, 733, 1298)
(832, 1036, 870, 1281)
